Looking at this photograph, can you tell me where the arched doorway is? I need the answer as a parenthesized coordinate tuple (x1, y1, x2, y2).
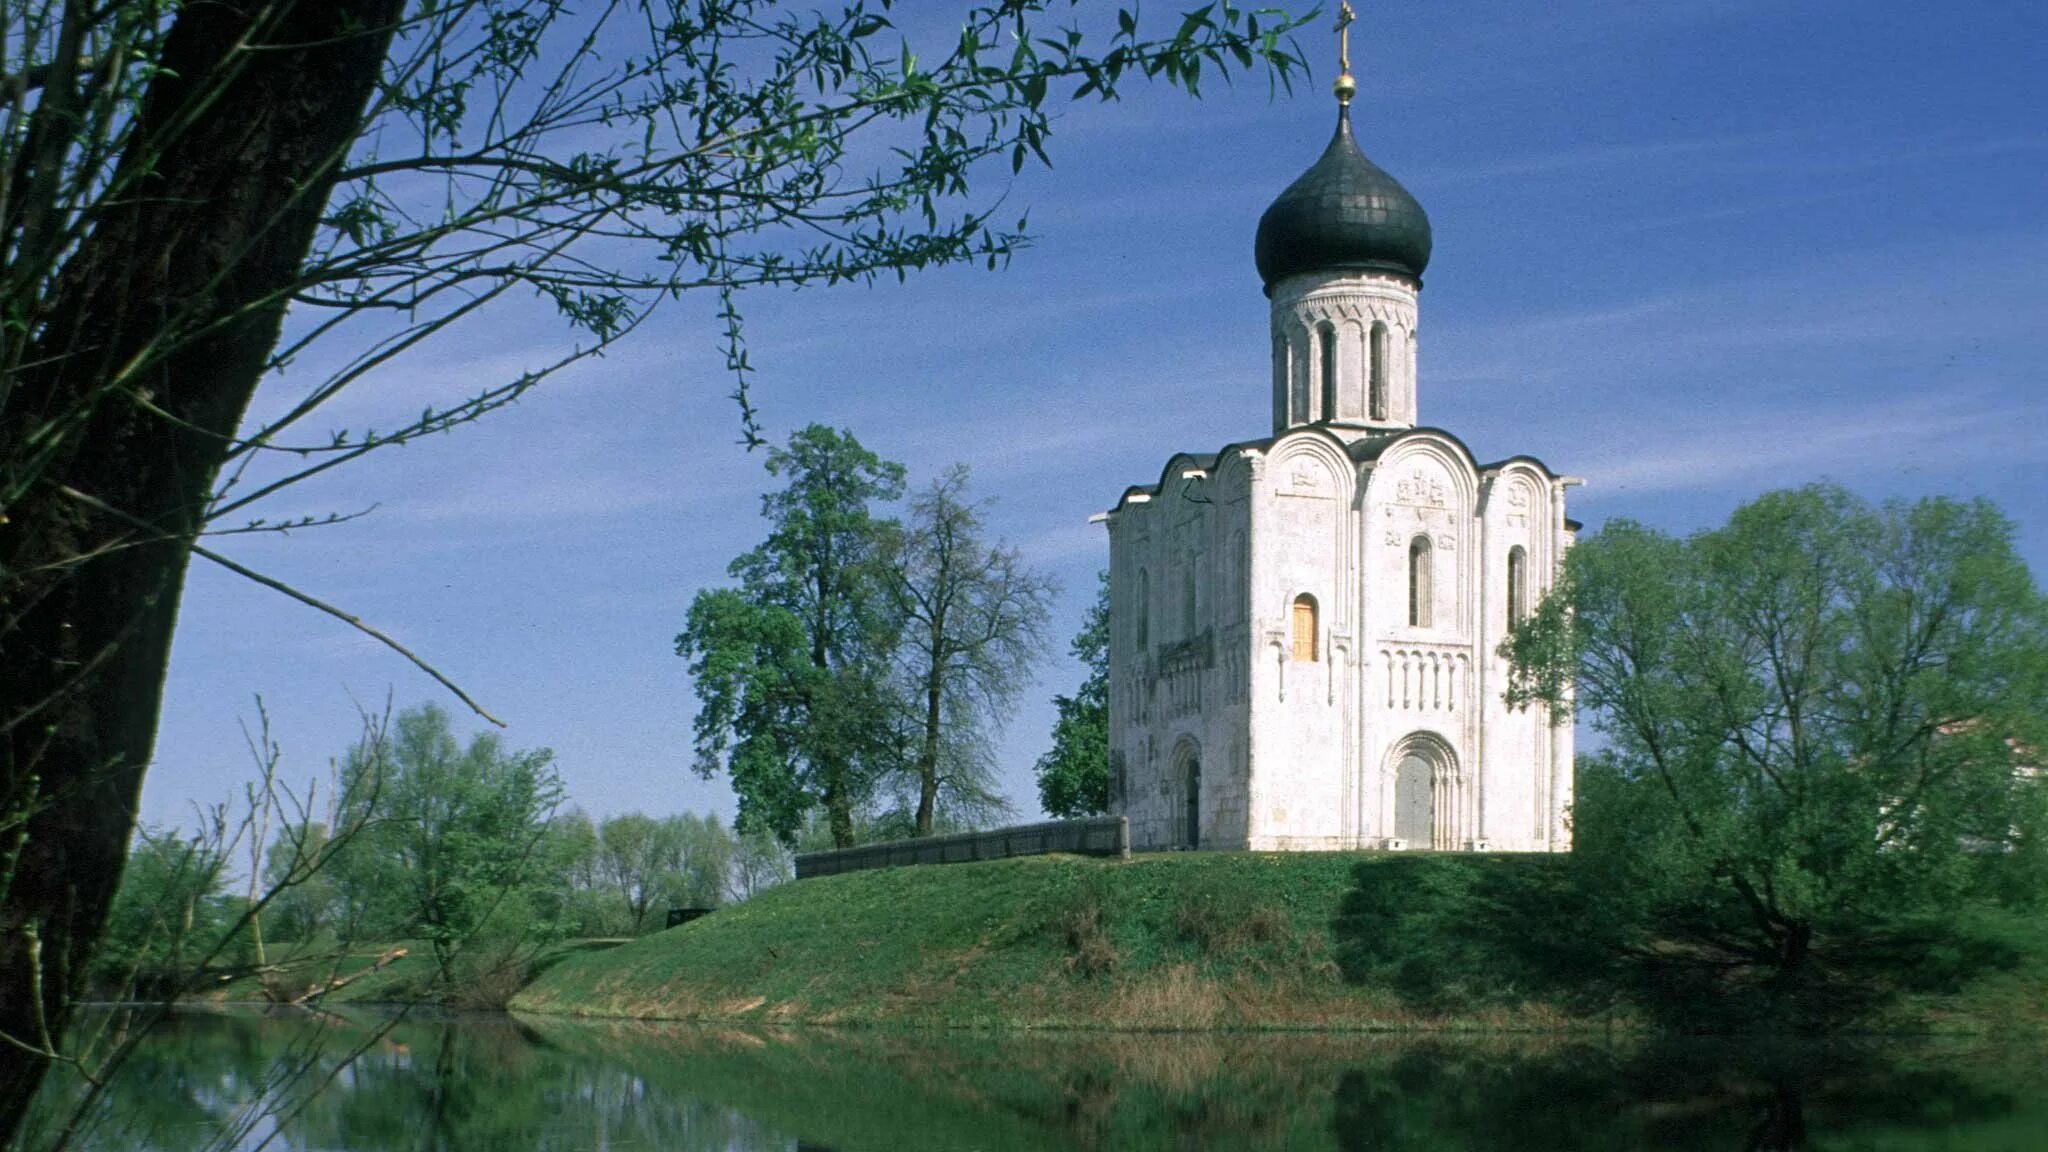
(1179, 733, 1204, 844)
(1388, 734, 1456, 850)
(1394, 752, 1433, 846)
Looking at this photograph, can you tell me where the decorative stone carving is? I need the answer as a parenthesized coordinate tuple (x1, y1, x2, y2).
(1505, 483, 1531, 527)
(1380, 646, 1470, 713)
(1395, 468, 1446, 508)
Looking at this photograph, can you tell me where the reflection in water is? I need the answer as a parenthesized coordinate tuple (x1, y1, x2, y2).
(21, 1008, 2048, 1151)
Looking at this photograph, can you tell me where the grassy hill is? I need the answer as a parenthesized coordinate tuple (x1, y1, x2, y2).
(511, 852, 1620, 1030)
(512, 852, 2048, 1034)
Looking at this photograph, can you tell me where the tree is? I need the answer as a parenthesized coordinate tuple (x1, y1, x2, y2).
(666, 813, 737, 911)
(261, 820, 336, 946)
(534, 807, 738, 935)
(680, 425, 906, 849)
(595, 813, 682, 935)
(0, 0, 1309, 1126)
(540, 807, 611, 937)
(91, 829, 233, 1001)
(883, 466, 1052, 835)
(330, 705, 564, 979)
(729, 826, 794, 901)
(1036, 572, 1112, 817)
(1505, 485, 2048, 1022)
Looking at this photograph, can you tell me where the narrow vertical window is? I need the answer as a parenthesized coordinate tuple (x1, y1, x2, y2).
(1318, 324, 1338, 422)
(1232, 531, 1248, 622)
(1273, 336, 1291, 426)
(1291, 594, 1318, 661)
(1180, 562, 1197, 636)
(1507, 546, 1528, 629)
(1369, 322, 1389, 420)
(1408, 536, 1433, 628)
(1137, 568, 1150, 649)
(1290, 334, 1309, 426)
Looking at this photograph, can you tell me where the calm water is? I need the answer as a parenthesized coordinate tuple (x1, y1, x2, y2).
(20, 1007, 2048, 1150)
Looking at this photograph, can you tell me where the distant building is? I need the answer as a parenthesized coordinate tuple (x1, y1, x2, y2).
(1098, 30, 1580, 853)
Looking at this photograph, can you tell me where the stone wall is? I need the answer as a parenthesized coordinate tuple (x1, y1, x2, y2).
(794, 817, 1130, 879)
(1106, 456, 1256, 853)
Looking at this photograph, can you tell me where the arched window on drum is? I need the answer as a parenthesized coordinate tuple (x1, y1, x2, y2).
(1369, 322, 1390, 420)
(1317, 323, 1339, 422)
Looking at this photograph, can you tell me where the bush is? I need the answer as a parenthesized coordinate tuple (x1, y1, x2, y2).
(1047, 877, 1118, 978)
(1171, 880, 1290, 956)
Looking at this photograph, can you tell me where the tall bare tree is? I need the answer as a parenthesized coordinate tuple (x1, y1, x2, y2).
(884, 466, 1053, 836)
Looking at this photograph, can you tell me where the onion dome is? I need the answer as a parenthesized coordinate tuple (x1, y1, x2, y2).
(1254, 107, 1433, 292)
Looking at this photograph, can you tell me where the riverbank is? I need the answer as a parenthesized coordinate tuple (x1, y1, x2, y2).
(508, 852, 2048, 1033)
(48, 1005, 2048, 1150)
(191, 937, 623, 1010)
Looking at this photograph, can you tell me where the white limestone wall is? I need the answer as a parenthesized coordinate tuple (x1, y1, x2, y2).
(1269, 271, 1420, 433)
(1551, 500, 1580, 847)
(1356, 435, 1479, 848)
(1475, 464, 1561, 851)
(1106, 459, 1253, 852)
(1244, 436, 1358, 850)
(1106, 434, 1575, 856)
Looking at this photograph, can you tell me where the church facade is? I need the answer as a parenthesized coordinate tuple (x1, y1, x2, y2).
(1098, 61, 1580, 854)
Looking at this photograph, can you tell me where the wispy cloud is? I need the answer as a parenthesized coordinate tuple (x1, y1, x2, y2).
(1418, 130, 1801, 184)
(1438, 226, 2048, 392)
(1578, 392, 2048, 497)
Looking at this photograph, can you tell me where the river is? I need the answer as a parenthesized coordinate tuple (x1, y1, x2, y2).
(18, 1007, 2048, 1150)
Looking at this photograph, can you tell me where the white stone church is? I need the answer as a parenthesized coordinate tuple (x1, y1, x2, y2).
(1098, 57, 1580, 854)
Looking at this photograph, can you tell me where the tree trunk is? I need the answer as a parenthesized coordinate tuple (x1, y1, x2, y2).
(915, 670, 943, 837)
(0, 3, 400, 1136)
(824, 775, 855, 850)
(1778, 921, 1811, 976)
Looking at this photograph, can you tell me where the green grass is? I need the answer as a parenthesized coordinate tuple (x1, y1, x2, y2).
(512, 852, 2048, 1034)
(510, 852, 1611, 1030)
(199, 936, 623, 1009)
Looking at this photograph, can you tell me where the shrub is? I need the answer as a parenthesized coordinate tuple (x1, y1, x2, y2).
(1047, 878, 1118, 978)
(1171, 882, 1290, 956)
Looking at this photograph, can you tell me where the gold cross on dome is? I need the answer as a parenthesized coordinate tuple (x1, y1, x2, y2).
(1333, 1, 1359, 107)
(1337, 1, 1356, 74)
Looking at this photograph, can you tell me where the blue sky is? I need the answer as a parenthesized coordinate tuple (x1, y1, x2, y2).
(141, 1, 2048, 831)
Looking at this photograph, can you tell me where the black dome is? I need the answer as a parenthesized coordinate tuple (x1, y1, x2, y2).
(1254, 110, 1432, 291)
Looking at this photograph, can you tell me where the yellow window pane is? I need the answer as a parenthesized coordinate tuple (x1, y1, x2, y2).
(1291, 598, 1317, 661)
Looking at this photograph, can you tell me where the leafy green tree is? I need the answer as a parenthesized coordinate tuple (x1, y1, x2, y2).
(680, 426, 907, 848)
(0, 1, 1310, 1126)
(1506, 485, 2048, 1022)
(261, 821, 336, 945)
(540, 807, 613, 936)
(331, 705, 564, 978)
(883, 466, 1051, 835)
(596, 813, 682, 934)
(729, 827, 795, 901)
(91, 829, 233, 999)
(1036, 572, 1112, 817)
(666, 813, 738, 911)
